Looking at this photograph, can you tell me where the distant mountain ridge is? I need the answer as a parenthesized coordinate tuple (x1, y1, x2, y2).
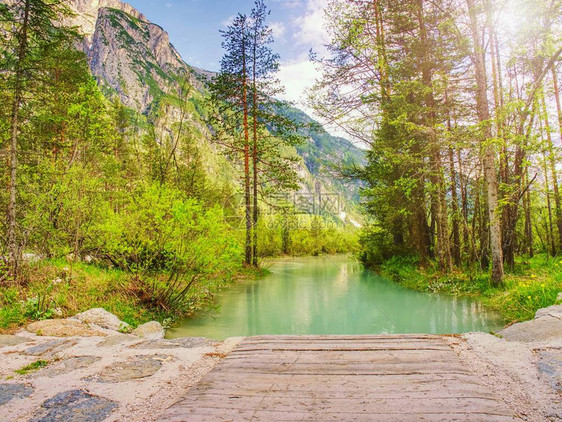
(67, 0, 365, 216)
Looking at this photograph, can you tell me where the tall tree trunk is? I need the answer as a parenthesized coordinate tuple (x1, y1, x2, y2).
(7, 0, 31, 280)
(446, 89, 461, 266)
(457, 149, 471, 265)
(523, 169, 534, 257)
(242, 37, 252, 267)
(417, 0, 451, 272)
(252, 47, 259, 267)
(553, 66, 562, 141)
(467, 0, 503, 284)
(540, 128, 556, 256)
(449, 147, 461, 267)
(541, 94, 562, 249)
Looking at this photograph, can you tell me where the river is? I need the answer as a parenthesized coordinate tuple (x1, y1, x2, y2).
(167, 255, 505, 340)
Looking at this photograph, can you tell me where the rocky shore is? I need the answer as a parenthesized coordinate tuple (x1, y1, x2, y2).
(0, 304, 560, 421)
(0, 309, 241, 421)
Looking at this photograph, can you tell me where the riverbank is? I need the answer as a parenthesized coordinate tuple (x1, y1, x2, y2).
(0, 305, 560, 421)
(379, 254, 562, 323)
(0, 259, 265, 334)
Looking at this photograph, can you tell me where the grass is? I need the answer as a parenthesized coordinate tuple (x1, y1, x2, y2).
(379, 254, 561, 324)
(0, 258, 264, 333)
(0, 260, 182, 333)
(15, 360, 49, 375)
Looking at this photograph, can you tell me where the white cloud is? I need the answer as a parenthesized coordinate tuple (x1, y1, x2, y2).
(271, 0, 303, 8)
(270, 22, 286, 41)
(221, 15, 235, 27)
(277, 59, 319, 107)
(292, 0, 329, 52)
(278, 58, 364, 144)
(283, 0, 303, 8)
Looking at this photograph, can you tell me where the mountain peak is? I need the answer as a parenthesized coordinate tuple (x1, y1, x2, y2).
(68, 0, 146, 43)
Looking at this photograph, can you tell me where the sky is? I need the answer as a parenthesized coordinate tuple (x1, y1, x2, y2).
(126, 0, 330, 114)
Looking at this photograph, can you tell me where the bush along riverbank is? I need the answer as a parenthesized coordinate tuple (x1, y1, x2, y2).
(0, 258, 265, 334)
(377, 254, 562, 323)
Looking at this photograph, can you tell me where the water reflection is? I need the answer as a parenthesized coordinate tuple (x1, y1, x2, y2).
(167, 255, 505, 340)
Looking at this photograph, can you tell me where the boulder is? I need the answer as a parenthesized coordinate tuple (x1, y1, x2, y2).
(557, 292, 562, 304)
(499, 305, 562, 343)
(131, 321, 165, 340)
(73, 308, 130, 332)
(535, 304, 562, 319)
(27, 319, 106, 337)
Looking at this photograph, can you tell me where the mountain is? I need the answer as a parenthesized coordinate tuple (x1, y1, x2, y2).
(67, 0, 365, 218)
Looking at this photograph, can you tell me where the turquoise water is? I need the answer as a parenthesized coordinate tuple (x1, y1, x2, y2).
(167, 255, 505, 340)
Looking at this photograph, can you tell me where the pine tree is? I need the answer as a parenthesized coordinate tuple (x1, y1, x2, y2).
(208, 1, 302, 267)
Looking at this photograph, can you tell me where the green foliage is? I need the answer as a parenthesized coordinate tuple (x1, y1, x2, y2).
(377, 254, 561, 323)
(96, 183, 242, 313)
(258, 214, 360, 257)
(15, 360, 49, 375)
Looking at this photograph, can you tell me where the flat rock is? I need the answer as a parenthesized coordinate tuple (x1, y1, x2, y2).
(129, 340, 180, 350)
(24, 339, 78, 357)
(0, 335, 31, 348)
(498, 316, 562, 343)
(535, 304, 562, 319)
(31, 389, 117, 422)
(168, 337, 210, 349)
(89, 355, 166, 383)
(130, 337, 209, 350)
(0, 383, 34, 406)
(30, 356, 101, 378)
(538, 350, 562, 392)
(97, 334, 138, 348)
(132, 321, 164, 340)
(73, 308, 130, 332)
(27, 319, 106, 337)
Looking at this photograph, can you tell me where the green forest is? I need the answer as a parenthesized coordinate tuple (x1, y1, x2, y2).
(1, 0, 561, 332)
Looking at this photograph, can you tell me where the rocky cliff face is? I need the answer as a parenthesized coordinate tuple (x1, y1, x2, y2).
(66, 0, 192, 113)
(86, 7, 189, 112)
(69, 0, 145, 43)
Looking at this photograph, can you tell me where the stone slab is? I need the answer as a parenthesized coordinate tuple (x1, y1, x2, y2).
(0, 335, 31, 348)
(31, 389, 117, 422)
(0, 383, 34, 406)
(538, 350, 562, 392)
(30, 356, 101, 378)
(130, 337, 209, 350)
(23, 339, 78, 357)
(88, 355, 166, 383)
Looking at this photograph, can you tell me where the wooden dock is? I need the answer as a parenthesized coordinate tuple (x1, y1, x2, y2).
(160, 335, 518, 421)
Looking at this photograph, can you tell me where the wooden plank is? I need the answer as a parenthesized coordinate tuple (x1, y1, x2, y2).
(173, 409, 517, 422)
(185, 389, 501, 401)
(191, 377, 487, 394)
(196, 372, 485, 390)
(176, 397, 514, 416)
(159, 335, 518, 422)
